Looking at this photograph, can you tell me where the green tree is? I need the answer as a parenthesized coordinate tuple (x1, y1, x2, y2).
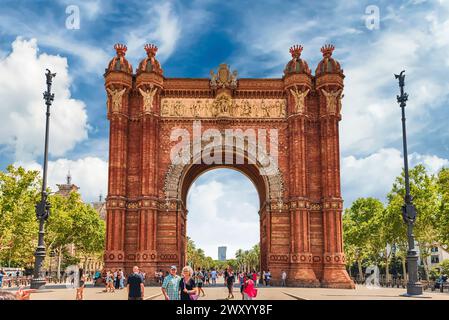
(437, 168, 449, 248)
(235, 244, 260, 272)
(45, 191, 105, 278)
(439, 259, 449, 275)
(0, 165, 40, 267)
(343, 197, 384, 281)
(386, 164, 440, 280)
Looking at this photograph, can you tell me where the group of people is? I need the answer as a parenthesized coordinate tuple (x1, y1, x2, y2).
(223, 268, 258, 300)
(0, 265, 289, 301)
(160, 266, 260, 300)
(102, 269, 126, 292)
(159, 267, 222, 287)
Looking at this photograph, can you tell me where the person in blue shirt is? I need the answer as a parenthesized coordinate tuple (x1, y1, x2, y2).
(210, 269, 217, 286)
(0, 270, 4, 288)
(238, 272, 245, 300)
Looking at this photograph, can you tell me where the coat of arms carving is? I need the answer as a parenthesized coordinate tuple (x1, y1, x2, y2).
(210, 63, 238, 89)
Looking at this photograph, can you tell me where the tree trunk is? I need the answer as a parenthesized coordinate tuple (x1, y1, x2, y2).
(57, 247, 62, 281)
(357, 259, 363, 282)
(401, 257, 407, 282)
(385, 249, 390, 284)
(422, 253, 430, 281)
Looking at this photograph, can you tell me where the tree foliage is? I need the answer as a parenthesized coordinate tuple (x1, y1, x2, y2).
(343, 164, 449, 280)
(186, 237, 260, 271)
(0, 165, 40, 267)
(0, 165, 105, 270)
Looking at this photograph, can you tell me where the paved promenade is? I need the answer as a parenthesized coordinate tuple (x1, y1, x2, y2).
(3, 283, 449, 300)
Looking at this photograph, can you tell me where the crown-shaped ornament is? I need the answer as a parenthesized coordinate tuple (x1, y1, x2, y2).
(114, 43, 127, 56)
(321, 44, 335, 58)
(289, 44, 303, 59)
(144, 44, 158, 57)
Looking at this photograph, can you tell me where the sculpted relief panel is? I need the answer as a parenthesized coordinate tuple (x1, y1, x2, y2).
(160, 95, 286, 119)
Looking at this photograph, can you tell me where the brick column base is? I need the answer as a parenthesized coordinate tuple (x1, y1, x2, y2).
(321, 267, 355, 289)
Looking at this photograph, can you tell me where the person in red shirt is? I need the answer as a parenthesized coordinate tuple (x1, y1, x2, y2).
(252, 270, 258, 287)
(243, 275, 257, 300)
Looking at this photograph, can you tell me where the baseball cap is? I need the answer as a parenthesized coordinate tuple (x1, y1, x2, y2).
(170, 265, 177, 270)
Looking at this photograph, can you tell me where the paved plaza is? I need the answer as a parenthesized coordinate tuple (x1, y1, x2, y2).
(3, 278, 449, 300)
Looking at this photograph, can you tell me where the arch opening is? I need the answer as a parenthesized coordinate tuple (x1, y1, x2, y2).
(185, 168, 261, 271)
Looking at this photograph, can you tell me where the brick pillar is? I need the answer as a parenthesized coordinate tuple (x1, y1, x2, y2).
(317, 81, 355, 289)
(286, 85, 319, 287)
(104, 73, 132, 271)
(136, 75, 163, 283)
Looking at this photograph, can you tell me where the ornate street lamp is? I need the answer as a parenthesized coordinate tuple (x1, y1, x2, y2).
(30, 69, 56, 289)
(394, 70, 423, 296)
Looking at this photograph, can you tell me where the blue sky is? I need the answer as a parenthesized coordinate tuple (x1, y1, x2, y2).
(0, 0, 448, 258)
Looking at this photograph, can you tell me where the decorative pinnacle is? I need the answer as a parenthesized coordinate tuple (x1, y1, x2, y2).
(114, 43, 127, 56)
(321, 44, 335, 58)
(144, 43, 158, 57)
(289, 44, 303, 59)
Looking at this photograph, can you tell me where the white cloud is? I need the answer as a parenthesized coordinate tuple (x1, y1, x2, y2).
(186, 169, 260, 259)
(123, 1, 213, 67)
(225, 1, 449, 156)
(342, 148, 449, 206)
(18, 156, 108, 203)
(125, 2, 181, 64)
(410, 153, 449, 173)
(0, 37, 88, 162)
(341, 23, 449, 155)
(0, 9, 109, 76)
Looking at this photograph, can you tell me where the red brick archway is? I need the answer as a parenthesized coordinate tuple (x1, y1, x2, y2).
(103, 43, 354, 288)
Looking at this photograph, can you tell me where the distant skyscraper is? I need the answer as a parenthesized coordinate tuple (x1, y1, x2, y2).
(218, 246, 227, 261)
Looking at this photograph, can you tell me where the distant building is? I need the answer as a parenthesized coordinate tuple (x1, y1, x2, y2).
(52, 172, 104, 274)
(55, 171, 79, 197)
(417, 245, 449, 268)
(92, 194, 106, 220)
(218, 246, 227, 261)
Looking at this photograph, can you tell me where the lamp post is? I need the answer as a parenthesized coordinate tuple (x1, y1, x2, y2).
(394, 70, 423, 296)
(30, 69, 56, 289)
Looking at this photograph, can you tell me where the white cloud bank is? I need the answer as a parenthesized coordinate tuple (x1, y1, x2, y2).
(18, 157, 108, 204)
(0, 37, 107, 203)
(0, 37, 88, 162)
(342, 148, 449, 206)
(125, 2, 181, 64)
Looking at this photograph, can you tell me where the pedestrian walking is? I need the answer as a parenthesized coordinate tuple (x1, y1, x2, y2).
(211, 269, 217, 286)
(114, 269, 120, 289)
(225, 267, 235, 299)
(119, 269, 125, 289)
(265, 269, 271, 286)
(238, 271, 245, 300)
(161, 266, 181, 300)
(252, 270, 258, 287)
(159, 269, 164, 284)
(179, 266, 198, 300)
(243, 274, 257, 300)
(127, 266, 145, 300)
(281, 270, 287, 287)
(204, 269, 210, 286)
(195, 268, 205, 297)
(105, 270, 115, 292)
(0, 270, 4, 288)
(76, 271, 86, 300)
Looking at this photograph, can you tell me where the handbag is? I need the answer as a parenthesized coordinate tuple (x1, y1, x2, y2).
(184, 279, 199, 300)
(189, 292, 199, 300)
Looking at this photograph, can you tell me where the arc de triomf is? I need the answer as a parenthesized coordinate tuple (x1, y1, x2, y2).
(103, 42, 354, 288)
